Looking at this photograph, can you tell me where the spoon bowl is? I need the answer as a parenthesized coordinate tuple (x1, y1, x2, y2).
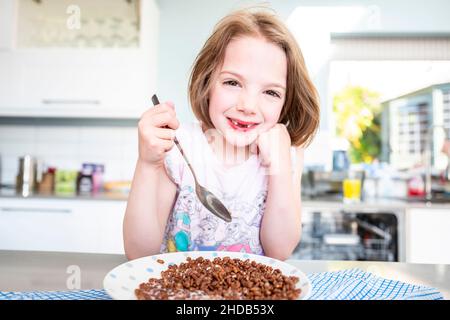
(196, 184, 232, 222)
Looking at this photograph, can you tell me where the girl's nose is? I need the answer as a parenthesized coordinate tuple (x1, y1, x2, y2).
(236, 94, 257, 115)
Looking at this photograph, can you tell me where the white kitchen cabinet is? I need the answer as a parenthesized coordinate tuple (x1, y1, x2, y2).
(0, 1, 19, 108)
(0, 0, 15, 50)
(405, 208, 450, 264)
(0, 198, 126, 254)
(0, 52, 22, 109)
(0, 0, 159, 118)
(6, 50, 154, 118)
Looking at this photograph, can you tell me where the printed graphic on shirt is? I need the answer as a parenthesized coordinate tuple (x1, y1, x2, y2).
(163, 185, 196, 252)
(192, 216, 219, 251)
(161, 186, 267, 255)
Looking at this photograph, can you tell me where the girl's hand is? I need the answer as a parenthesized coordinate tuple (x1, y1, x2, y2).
(250, 123, 292, 174)
(137, 101, 179, 167)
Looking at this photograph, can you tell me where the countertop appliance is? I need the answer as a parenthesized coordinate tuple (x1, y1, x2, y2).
(15, 155, 38, 197)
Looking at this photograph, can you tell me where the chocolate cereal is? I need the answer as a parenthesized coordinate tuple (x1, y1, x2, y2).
(135, 256, 301, 300)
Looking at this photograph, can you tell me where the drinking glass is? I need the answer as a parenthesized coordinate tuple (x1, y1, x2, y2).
(343, 171, 363, 204)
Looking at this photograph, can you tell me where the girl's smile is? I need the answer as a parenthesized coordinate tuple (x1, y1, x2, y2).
(226, 116, 260, 132)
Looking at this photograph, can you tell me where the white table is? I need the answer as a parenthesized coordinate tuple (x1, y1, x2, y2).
(0, 250, 448, 299)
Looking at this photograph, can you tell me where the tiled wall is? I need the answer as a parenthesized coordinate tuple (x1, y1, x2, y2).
(0, 124, 138, 185)
(0, 120, 334, 186)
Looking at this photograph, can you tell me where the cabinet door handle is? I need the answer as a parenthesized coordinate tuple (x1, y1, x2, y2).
(0, 207, 72, 214)
(42, 99, 101, 105)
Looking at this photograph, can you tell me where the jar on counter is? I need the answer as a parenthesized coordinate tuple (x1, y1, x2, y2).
(38, 167, 56, 195)
(54, 170, 78, 196)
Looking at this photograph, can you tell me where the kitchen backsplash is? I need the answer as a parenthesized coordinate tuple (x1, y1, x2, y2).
(0, 124, 138, 185)
(0, 121, 335, 186)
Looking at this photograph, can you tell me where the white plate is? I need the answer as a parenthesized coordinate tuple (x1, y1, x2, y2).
(103, 251, 312, 300)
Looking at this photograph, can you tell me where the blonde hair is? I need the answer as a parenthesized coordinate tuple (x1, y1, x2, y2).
(188, 8, 320, 147)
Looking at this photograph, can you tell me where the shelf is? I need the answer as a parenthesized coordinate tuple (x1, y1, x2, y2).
(0, 109, 143, 122)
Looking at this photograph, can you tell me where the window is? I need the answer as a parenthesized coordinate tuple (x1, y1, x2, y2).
(329, 36, 450, 168)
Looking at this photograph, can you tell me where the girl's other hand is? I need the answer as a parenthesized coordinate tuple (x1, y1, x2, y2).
(250, 123, 292, 174)
(137, 101, 179, 167)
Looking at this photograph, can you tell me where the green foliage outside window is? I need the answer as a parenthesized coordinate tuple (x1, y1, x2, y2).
(333, 86, 382, 163)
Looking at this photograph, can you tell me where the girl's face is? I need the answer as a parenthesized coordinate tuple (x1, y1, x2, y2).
(208, 35, 287, 147)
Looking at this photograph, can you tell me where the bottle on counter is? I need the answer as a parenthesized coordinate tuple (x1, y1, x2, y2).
(407, 175, 425, 197)
(77, 164, 94, 196)
(92, 164, 104, 194)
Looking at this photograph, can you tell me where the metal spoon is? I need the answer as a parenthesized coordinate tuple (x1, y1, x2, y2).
(151, 94, 232, 223)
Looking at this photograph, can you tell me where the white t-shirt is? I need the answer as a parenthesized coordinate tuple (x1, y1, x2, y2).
(161, 121, 297, 255)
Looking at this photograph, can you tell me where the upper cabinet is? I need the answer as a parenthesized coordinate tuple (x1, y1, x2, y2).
(0, 0, 159, 118)
(0, 0, 15, 50)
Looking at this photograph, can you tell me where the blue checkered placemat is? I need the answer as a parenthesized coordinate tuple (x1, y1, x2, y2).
(306, 268, 443, 300)
(0, 268, 444, 300)
(0, 288, 110, 300)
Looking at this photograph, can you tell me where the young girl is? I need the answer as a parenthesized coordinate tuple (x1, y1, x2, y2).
(123, 8, 320, 261)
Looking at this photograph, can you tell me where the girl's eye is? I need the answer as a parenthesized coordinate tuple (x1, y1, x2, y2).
(265, 90, 281, 98)
(223, 80, 240, 87)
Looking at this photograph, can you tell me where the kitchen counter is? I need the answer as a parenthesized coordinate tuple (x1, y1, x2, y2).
(0, 187, 128, 201)
(0, 250, 448, 299)
(2, 187, 450, 209)
(302, 196, 450, 210)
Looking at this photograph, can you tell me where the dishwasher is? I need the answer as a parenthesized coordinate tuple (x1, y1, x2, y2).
(292, 206, 405, 262)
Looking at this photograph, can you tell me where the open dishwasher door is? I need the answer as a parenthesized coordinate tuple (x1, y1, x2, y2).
(292, 206, 405, 262)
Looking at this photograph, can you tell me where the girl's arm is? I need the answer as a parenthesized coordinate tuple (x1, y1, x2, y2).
(123, 160, 177, 260)
(123, 101, 179, 260)
(258, 126, 304, 260)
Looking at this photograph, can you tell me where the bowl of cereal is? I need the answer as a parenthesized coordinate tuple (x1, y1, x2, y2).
(103, 251, 311, 300)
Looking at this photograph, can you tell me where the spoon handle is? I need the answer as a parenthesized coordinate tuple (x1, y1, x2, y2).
(151, 94, 198, 183)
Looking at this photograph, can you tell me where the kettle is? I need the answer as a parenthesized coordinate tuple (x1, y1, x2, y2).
(16, 155, 37, 197)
